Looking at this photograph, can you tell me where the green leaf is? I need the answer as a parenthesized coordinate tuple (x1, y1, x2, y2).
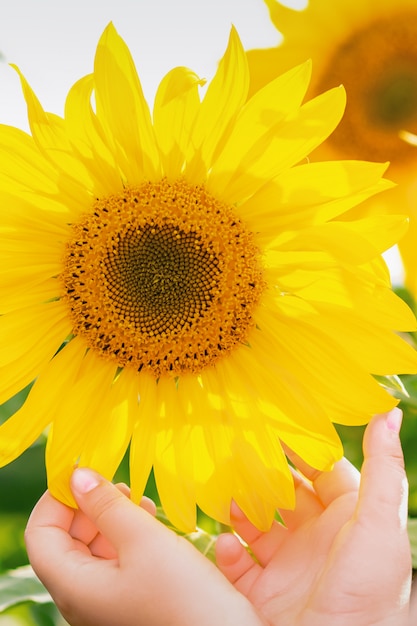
(0, 565, 52, 613)
(375, 374, 409, 400)
(408, 517, 417, 569)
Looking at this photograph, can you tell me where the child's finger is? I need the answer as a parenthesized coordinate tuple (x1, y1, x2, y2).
(87, 494, 156, 558)
(228, 502, 289, 566)
(139, 495, 157, 517)
(216, 533, 262, 595)
(26, 471, 166, 619)
(284, 449, 360, 510)
(69, 467, 158, 557)
(68, 482, 132, 550)
(25, 490, 113, 610)
(26, 490, 75, 535)
(358, 409, 408, 531)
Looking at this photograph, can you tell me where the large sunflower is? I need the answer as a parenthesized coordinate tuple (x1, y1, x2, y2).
(247, 0, 417, 295)
(1, 23, 416, 533)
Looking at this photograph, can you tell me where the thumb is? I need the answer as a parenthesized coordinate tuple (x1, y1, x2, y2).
(71, 467, 154, 552)
(358, 408, 408, 531)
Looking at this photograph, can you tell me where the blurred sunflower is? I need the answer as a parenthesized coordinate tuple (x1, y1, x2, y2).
(1, 23, 417, 533)
(247, 0, 417, 295)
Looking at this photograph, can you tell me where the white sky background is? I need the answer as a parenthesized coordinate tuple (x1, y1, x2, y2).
(0, 0, 404, 282)
(0, 0, 285, 126)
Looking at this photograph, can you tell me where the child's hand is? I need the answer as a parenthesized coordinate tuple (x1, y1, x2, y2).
(216, 409, 412, 626)
(25, 409, 412, 626)
(25, 473, 263, 626)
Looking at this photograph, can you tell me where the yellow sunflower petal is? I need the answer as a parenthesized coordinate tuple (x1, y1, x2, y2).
(234, 419, 295, 511)
(64, 74, 123, 196)
(187, 26, 249, 179)
(0, 125, 88, 215)
(0, 126, 59, 194)
(198, 358, 296, 530)
(94, 23, 160, 182)
(0, 190, 71, 234)
(153, 67, 204, 177)
(0, 232, 62, 269)
(232, 425, 294, 531)
(232, 487, 276, 534)
(13, 66, 95, 193)
(266, 253, 374, 309)
(274, 215, 409, 265)
(230, 338, 344, 473)
(209, 84, 346, 203)
(223, 342, 343, 469)
(247, 0, 417, 95)
(256, 300, 399, 425)
(247, 0, 346, 95)
(247, 0, 417, 297)
(153, 377, 197, 532)
(203, 358, 299, 506)
(129, 373, 158, 504)
(0, 301, 71, 403)
(0, 268, 59, 294)
(353, 281, 417, 330)
(306, 305, 417, 374)
(46, 351, 117, 507)
(194, 437, 234, 527)
(1, 23, 417, 534)
(206, 59, 311, 198)
(77, 367, 137, 477)
(0, 301, 67, 366)
(0, 337, 86, 466)
(0, 278, 59, 314)
(179, 374, 234, 526)
(239, 160, 393, 231)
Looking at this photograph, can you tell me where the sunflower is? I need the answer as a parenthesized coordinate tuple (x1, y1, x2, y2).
(247, 0, 417, 296)
(0, 23, 416, 533)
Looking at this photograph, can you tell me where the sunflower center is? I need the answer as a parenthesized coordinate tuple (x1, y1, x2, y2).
(104, 222, 221, 336)
(316, 11, 417, 163)
(61, 179, 264, 377)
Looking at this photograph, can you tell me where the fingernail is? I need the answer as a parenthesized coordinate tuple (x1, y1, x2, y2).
(71, 467, 100, 494)
(385, 407, 403, 434)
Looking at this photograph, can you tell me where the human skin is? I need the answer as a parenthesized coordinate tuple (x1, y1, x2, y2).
(216, 409, 412, 626)
(25, 409, 412, 626)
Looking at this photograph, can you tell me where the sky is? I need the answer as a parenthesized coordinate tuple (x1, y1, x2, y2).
(0, 0, 288, 129)
(0, 0, 403, 281)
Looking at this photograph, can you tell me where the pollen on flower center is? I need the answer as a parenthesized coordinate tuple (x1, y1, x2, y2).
(61, 179, 264, 377)
(104, 222, 221, 335)
(316, 11, 417, 163)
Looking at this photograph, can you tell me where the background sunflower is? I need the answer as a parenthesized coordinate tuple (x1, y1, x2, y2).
(247, 0, 417, 296)
(246, 0, 417, 580)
